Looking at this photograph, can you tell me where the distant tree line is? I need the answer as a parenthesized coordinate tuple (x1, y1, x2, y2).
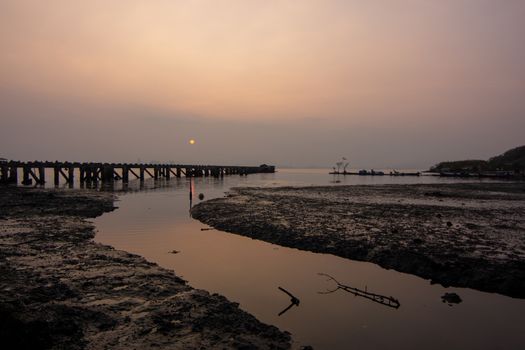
(430, 145, 525, 174)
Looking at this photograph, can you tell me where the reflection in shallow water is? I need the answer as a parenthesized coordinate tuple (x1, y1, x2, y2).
(94, 169, 525, 349)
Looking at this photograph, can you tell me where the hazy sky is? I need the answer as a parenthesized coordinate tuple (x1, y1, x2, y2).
(1, 0, 524, 168)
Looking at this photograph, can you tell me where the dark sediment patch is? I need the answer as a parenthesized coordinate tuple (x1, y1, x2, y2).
(441, 292, 462, 305)
(0, 186, 291, 349)
(191, 183, 525, 298)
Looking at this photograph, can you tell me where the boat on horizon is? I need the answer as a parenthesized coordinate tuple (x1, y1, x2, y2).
(329, 169, 421, 176)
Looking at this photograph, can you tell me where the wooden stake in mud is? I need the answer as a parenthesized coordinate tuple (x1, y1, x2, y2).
(277, 286, 300, 316)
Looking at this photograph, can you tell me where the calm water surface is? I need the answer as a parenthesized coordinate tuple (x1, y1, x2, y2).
(94, 169, 525, 349)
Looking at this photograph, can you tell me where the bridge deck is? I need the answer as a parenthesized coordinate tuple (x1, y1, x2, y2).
(0, 161, 275, 186)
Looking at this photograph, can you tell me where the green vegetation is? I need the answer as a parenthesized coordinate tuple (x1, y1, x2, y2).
(430, 145, 525, 173)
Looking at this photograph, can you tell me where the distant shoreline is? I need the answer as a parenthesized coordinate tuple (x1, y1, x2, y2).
(192, 183, 525, 298)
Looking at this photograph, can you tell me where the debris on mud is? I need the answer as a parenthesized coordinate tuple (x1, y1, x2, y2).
(442, 292, 463, 305)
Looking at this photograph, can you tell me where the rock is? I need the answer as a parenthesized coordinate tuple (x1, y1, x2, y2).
(441, 292, 462, 305)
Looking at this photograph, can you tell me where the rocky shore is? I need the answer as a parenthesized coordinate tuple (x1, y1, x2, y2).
(192, 183, 525, 298)
(0, 186, 291, 349)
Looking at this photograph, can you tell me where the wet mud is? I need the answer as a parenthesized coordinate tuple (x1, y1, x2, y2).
(0, 186, 291, 349)
(192, 183, 525, 298)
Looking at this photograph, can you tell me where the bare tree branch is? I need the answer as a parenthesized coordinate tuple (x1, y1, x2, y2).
(318, 273, 401, 309)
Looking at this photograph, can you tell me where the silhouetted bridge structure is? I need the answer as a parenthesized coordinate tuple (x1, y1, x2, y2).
(0, 161, 275, 186)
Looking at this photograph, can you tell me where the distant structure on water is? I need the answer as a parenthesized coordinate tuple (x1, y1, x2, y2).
(329, 157, 420, 176)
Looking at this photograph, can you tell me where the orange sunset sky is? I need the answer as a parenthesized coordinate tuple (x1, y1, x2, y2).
(1, 1, 524, 167)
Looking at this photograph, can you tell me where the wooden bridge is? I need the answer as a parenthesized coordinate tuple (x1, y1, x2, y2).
(0, 161, 275, 186)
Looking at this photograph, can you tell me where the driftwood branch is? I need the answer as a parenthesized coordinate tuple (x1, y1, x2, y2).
(318, 273, 401, 309)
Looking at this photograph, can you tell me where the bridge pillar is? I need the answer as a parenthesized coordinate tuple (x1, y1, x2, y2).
(0, 164, 7, 184)
(8, 165, 17, 184)
(79, 167, 86, 183)
(122, 166, 129, 183)
(37, 166, 45, 185)
(84, 167, 91, 183)
(68, 166, 74, 185)
(54, 166, 60, 186)
(101, 165, 114, 183)
(22, 166, 31, 185)
(91, 166, 97, 183)
(89, 167, 94, 183)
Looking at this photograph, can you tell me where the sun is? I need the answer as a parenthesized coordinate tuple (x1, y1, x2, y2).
(189, 139, 196, 145)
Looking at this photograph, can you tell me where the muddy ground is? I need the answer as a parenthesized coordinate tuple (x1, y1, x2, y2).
(191, 183, 525, 298)
(0, 186, 291, 349)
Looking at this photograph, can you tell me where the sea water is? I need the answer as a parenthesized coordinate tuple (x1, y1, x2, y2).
(93, 169, 525, 349)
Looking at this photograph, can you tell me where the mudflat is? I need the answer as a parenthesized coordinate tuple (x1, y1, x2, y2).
(0, 187, 291, 349)
(192, 183, 525, 298)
